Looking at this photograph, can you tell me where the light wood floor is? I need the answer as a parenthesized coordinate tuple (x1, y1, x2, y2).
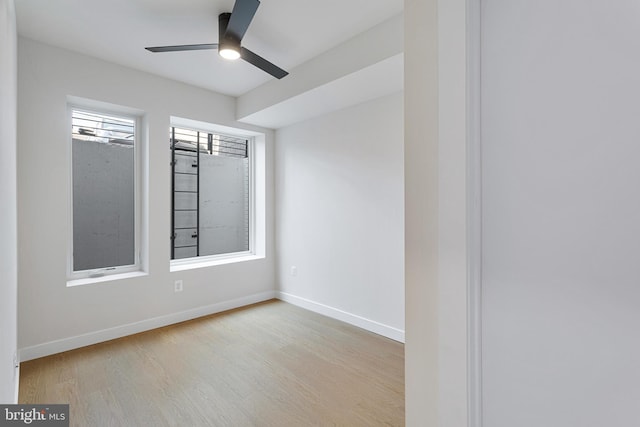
(19, 300, 404, 426)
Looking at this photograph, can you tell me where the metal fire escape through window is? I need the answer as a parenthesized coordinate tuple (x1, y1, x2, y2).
(170, 126, 249, 260)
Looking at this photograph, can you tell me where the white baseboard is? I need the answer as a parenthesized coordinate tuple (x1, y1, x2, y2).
(18, 290, 403, 362)
(19, 290, 277, 362)
(277, 292, 405, 343)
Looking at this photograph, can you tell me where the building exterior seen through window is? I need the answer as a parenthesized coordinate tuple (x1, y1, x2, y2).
(71, 109, 137, 275)
(170, 126, 250, 260)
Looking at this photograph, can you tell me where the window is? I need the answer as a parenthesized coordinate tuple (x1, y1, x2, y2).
(170, 124, 251, 261)
(69, 106, 141, 279)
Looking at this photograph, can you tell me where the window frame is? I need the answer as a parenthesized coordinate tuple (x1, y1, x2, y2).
(67, 100, 144, 282)
(169, 117, 264, 271)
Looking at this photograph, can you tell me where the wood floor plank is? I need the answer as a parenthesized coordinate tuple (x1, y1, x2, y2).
(19, 299, 405, 426)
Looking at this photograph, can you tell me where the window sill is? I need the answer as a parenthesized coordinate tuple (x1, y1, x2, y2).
(67, 271, 148, 287)
(170, 253, 264, 272)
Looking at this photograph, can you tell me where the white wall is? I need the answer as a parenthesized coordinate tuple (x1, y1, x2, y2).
(404, 0, 469, 425)
(482, 1, 640, 426)
(404, 0, 439, 420)
(17, 38, 275, 359)
(275, 92, 405, 340)
(0, 0, 18, 404)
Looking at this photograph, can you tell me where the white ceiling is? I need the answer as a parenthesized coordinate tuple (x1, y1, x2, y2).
(15, 0, 404, 98)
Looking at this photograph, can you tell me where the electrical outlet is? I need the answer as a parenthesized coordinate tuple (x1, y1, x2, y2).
(290, 266, 298, 277)
(174, 280, 183, 293)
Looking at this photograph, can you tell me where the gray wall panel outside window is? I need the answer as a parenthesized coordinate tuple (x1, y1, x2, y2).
(71, 109, 136, 273)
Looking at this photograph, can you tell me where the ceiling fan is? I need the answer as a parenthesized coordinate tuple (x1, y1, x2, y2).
(145, 0, 288, 79)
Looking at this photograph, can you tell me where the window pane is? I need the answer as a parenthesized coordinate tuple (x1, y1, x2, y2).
(170, 127, 249, 260)
(199, 154, 250, 256)
(72, 110, 135, 271)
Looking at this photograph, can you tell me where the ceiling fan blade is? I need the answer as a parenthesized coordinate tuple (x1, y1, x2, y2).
(240, 47, 288, 79)
(145, 43, 218, 53)
(226, 0, 260, 41)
